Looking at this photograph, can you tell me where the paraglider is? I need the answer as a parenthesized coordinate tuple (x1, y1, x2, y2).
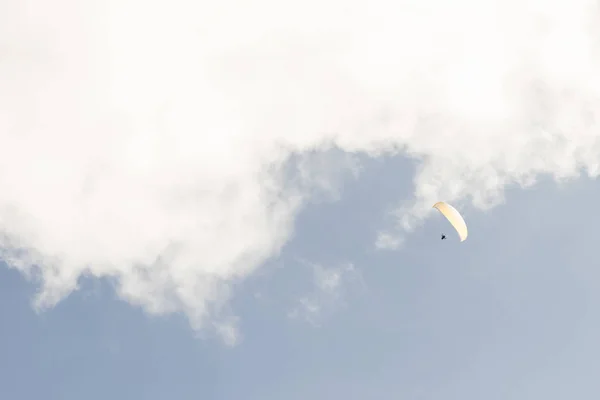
(433, 202, 468, 242)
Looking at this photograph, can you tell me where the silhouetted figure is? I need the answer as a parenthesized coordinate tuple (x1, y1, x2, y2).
(441, 234, 446, 240)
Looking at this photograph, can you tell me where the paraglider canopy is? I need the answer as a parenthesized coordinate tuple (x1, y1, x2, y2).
(433, 202, 468, 242)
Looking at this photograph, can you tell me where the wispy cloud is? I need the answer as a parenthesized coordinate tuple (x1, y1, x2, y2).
(288, 262, 362, 326)
(1, 0, 599, 341)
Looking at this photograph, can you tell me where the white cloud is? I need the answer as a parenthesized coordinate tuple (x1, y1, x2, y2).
(288, 262, 362, 326)
(1, 0, 600, 342)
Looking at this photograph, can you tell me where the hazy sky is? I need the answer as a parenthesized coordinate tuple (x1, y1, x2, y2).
(1, 0, 600, 398)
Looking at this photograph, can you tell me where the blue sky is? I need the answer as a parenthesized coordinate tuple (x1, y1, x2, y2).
(2, 0, 600, 399)
(2, 158, 600, 399)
